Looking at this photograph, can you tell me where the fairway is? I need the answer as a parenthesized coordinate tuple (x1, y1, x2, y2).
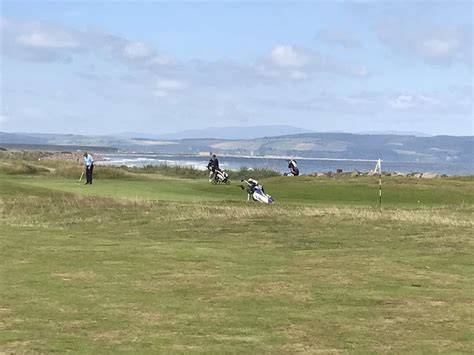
(1, 170, 473, 353)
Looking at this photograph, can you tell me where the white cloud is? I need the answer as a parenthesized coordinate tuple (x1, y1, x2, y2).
(1, 17, 370, 91)
(290, 70, 307, 80)
(1, 17, 171, 68)
(388, 94, 442, 111)
(122, 42, 152, 59)
(153, 79, 187, 97)
(259, 45, 368, 80)
(389, 94, 416, 110)
(1, 19, 82, 62)
(155, 79, 187, 91)
(269, 45, 311, 68)
(18, 30, 79, 49)
(253, 64, 279, 79)
(153, 90, 168, 98)
(376, 22, 471, 66)
(420, 38, 460, 59)
(148, 55, 172, 66)
(253, 90, 469, 117)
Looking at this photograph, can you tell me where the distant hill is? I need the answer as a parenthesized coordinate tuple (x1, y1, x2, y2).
(1, 131, 473, 165)
(116, 125, 314, 140)
(0, 132, 49, 145)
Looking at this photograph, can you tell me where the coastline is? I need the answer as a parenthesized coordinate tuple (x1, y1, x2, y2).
(99, 152, 473, 177)
(1, 149, 472, 177)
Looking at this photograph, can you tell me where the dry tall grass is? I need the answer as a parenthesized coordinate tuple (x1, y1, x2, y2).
(2, 194, 472, 229)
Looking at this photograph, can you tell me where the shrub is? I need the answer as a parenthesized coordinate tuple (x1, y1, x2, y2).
(93, 166, 129, 179)
(0, 151, 43, 161)
(0, 162, 49, 175)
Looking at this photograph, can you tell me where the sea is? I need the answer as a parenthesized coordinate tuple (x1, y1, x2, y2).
(99, 153, 474, 176)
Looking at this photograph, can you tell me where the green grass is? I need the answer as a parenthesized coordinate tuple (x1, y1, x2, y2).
(5, 172, 473, 206)
(1, 162, 473, 353)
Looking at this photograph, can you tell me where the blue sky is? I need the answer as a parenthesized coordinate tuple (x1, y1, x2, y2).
(0, 0, 472, 136)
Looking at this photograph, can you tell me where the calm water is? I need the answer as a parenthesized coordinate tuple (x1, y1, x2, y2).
(99, 153, 473, 176)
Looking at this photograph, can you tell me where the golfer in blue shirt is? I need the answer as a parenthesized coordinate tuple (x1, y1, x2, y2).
(83, 152, 94, 185)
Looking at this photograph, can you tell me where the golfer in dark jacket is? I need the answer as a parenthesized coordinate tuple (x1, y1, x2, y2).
(207, 154, 219, 181)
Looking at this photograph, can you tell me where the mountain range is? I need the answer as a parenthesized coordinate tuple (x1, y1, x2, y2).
(115, 125, 314, 140)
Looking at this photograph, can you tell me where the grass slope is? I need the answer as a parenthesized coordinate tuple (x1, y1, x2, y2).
(4, 172, 473, 206)
(0, 166, 473, 353)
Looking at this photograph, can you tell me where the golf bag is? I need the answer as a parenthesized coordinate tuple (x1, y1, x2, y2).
(283, 170, 299, 176)
(285, 159, 299, 176)
(240, 179, 274, 204)
(209, 169, 230, 184)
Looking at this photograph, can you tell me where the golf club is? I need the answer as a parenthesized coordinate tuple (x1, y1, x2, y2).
(78, 171, 84, 183)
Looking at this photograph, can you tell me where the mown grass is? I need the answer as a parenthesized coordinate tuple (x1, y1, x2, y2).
(5, 172, 472, 208)
(0, 161, 473, 353)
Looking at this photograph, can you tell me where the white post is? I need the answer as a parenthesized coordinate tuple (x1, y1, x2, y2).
(377, 159, 382, 210)
(371, 159, 382, 210)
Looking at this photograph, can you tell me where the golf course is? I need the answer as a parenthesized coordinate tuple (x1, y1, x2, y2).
(1, 157, 473, 353)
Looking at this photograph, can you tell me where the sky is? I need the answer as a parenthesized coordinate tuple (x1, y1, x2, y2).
(0, 0, 472, 136)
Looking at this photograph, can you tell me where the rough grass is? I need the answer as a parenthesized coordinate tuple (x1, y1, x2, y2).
(128, 164, 281, 181)
(130, 164, 206, 179)
(0, 159, 281, 181)
(0, 159, 130, 179)
(0, 150, 44, 161)
(228, 166, 281, 180)
(0, 166, 473, 353)
(2, 194, 473, 229)
(0, 161, 51, 175)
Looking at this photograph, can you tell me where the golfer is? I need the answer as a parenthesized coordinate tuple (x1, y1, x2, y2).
(83, 152, 94, 185)
(207, 154, 220, 182)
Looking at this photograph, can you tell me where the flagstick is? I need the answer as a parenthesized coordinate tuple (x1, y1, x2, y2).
(379, 170, 382, 211)
(377, 158, 382, 211)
